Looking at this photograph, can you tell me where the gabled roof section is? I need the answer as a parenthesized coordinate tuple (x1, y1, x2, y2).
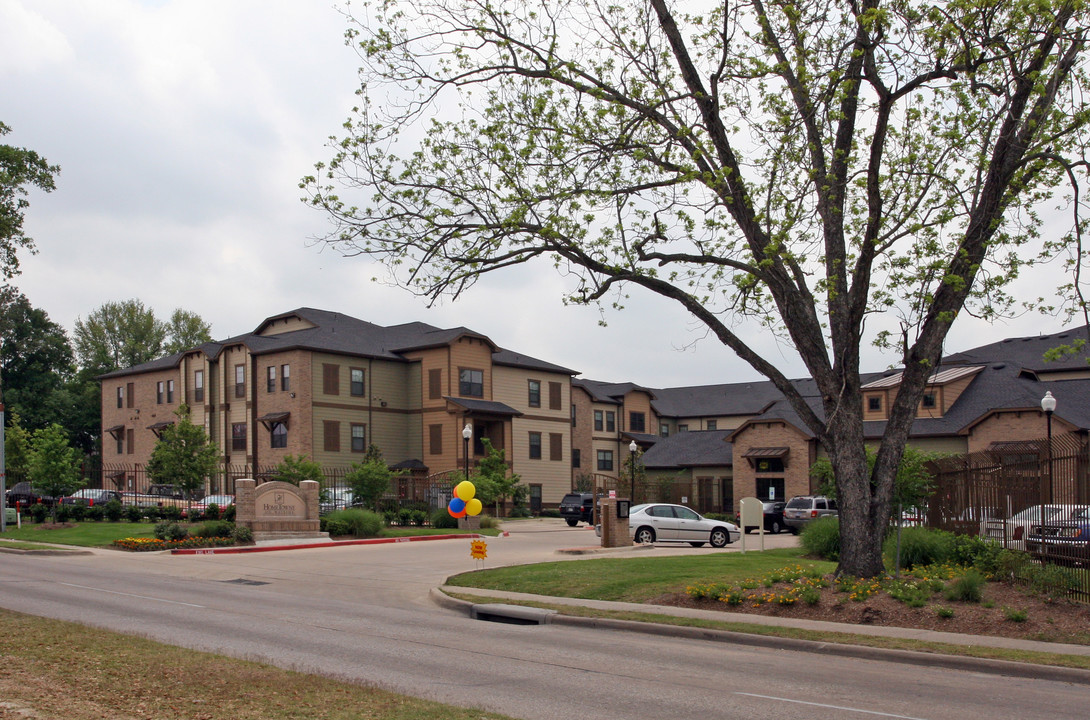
(572, 379, 656, 404)
(641, 430, 733, 469)
(942, 326, 1090, 375)
(98, 352, 186, 380)
(493, 349, 577, 375)
(861, 365, 985, 390)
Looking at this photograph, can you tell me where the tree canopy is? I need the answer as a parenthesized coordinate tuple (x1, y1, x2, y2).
(0, 122, 59, 281)
(74, 299, 212, 375)
(305, 0, 1090, 576)
(145, 406, 220, 500)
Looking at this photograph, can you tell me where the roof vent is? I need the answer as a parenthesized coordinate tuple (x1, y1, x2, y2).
(992, 364, 1005, 370)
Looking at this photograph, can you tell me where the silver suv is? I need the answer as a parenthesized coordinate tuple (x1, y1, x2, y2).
(783, 495, 838, 534)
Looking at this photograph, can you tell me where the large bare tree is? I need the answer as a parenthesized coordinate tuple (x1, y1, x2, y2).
(304, 0, 1090, 577)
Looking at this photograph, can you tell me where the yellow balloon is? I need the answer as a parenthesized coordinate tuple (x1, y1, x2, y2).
(454, 480, 476, 501)
(465, 498, 483, 516)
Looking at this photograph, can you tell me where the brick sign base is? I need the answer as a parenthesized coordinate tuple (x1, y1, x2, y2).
(235, 479, 325, 541)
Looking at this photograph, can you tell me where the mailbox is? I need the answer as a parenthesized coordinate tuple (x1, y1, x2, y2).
(616, 499, 631, 519)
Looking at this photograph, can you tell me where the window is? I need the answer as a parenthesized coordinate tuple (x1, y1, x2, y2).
(429, 369, 442, 399)
(868, 396, 881, 412)
(706, 420, 717, 431)
(678, 423, 688, 432)
(629, 411, 645, 433)
(528, 432, 542, 459)
(126, 429, 134, 455)
(281, 364, 290, 391)
(571, 405, 577, 427)
(528, 380, 541, 407)
(235, 365, 245, 398)
(271, 422, 287, 449)
(756, 477, 785, 502)
(351, 423, 366, 452)
(267, 366, 276, 393)
(756, 458, 785, 473)
(116, 431, 124, 455)
(167, 379, 174, 403)
(596, 450, 614, 471)
(549, 382, 562, 410)
(429, 424, 443, 455)
(594, 410, 603, 431)
(323, 420, 340, 451)
(156, 381, 164, 404)
(572, 449, 581, 468)
(922, 393, 936, 409)
(550, 433, 563, 461)
(459, 368, 483, 397)
(351, 368, 366, 397)
(660, 423, 669, 438)
(116, 386, 123, 408)
(126, 382, 134, 409)
(323, 364, 340, 395)
(605, 411, 615, 432)
(232, 423, 247, 451)
(194, 370, 204, 402)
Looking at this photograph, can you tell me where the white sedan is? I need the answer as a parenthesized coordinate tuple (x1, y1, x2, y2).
(627, 503, 740, 548)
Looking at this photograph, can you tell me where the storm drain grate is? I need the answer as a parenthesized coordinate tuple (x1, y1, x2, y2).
(223, 578, 269, 586)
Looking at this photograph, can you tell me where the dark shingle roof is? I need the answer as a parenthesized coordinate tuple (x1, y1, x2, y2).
(641, 430, 733, 468)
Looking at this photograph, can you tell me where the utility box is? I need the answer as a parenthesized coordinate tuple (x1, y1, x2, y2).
(600, 497, 633, 548)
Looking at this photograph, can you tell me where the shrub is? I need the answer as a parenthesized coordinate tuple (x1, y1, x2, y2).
(190, 520, 234, 539)
(1019, 561, 1080, 601)
(203, 503, 222, 521)
(123, 504, 143, 523)
(324, 519, 351, 537)
(411, 509, 428, 526)
(160, 506, 182, 521)
(222, 504, 236, 522)
(935, 606, 955, 618)
(104, 500, 124, 522)
(141, 506, 161, 522)
(800, 515, 840, 560)
(431, 509, 459, 529)
(478, 514, 498, 529)
(944, 570, 986, 603)
(326, 508, 384, 537)
(28, 503, 48, 523)
(1003, 606, 1028, 622)
(884, 526, 953, 570)
(55, 504, 73, 523)
(508, 506, 532, 518)
(154, 521, 188, 541)
(232, 525, 253, 544)
(398, 508, 414, 526)
(539, 509, 560, 518)
(85, 505, 105, 522)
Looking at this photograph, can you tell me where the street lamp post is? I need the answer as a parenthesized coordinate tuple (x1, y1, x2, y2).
(462, 423, 472, 482)
(629, 440, 638, 502)
(1041, 392, 1056, 559)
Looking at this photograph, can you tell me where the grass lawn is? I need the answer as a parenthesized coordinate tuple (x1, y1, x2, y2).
(445, 547, 834, 602)
(0, 521, 157, 548)
(0, 608, 514, 720)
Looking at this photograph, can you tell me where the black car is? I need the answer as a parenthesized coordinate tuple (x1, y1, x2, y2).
(559, 493, 595, 526)
(59, 489, 122, 507)
(4, 481, 55, 508)
(744, 501, 787, 534)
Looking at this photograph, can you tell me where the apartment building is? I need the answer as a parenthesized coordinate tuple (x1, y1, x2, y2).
(571, 328, 1090, 515)
(100, 308, 575, 508)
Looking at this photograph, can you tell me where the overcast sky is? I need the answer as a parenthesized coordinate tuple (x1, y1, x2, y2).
(2, 0, 1077, 390)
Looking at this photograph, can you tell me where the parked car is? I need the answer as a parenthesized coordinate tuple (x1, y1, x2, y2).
(982, 504, 1090, 550)
(783, 495, 838, 534)
(625, 503, 740, 548)
(5, 482, 55, 508)
(559, 492, 596, 526)
(1026, 507, 1090, 565)
(59, 489, 121, 507)
(320, 488, 357, 515)
(184, 494, 235, 518)
(743, 501, 787, 534)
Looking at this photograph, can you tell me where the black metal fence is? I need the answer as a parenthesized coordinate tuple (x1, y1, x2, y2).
(926, 431, 1090, 598)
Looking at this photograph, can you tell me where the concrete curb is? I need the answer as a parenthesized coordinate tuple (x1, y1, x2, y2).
(170, 531, 507, 555)
(432, 587, 1090, 685)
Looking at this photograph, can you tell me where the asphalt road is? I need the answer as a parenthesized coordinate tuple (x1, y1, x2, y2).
(0, 520, 1086, 720)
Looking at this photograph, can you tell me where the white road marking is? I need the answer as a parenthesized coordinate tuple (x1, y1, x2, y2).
(59, 582, 205, 608)
(734, 692, 930, 719)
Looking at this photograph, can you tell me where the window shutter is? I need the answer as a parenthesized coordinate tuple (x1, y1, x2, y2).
(549, 382, 562, 410)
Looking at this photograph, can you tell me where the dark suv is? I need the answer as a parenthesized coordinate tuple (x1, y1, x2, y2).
(559, 493, 595, 526)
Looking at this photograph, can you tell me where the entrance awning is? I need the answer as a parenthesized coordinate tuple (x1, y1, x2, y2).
(257, 411, 290, 431)
(742, 446, 790, 470)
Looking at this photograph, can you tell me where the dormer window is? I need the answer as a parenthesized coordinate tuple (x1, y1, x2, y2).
(922, 393, 936, 409)
(868, 396, 881, 412)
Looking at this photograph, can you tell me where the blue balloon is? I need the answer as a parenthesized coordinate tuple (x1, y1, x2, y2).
(449, 497, 466, 514)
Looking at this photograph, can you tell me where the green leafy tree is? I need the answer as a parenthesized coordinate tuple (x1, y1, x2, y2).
(145, 406, 220, 501)
(163, 309, 213, 355)
(74, 299, 166, 374)
(344, 444, 399, 510)
(0, 289, 76, 432)
(270, 454, 323, 486)
(28, 423, 83, 521)
(0, 122, 59, 281)
(472, 438, 521, 516)
(3, 411, 32, 479)
(305, 0, 1090, 577)
(810, 446, 937, 513)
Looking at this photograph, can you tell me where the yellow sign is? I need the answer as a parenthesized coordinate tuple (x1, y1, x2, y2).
(470, 540, 488, 560)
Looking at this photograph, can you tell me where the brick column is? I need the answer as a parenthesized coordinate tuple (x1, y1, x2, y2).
(236, 478, 256, 530)
(600, 497, 632, 548)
